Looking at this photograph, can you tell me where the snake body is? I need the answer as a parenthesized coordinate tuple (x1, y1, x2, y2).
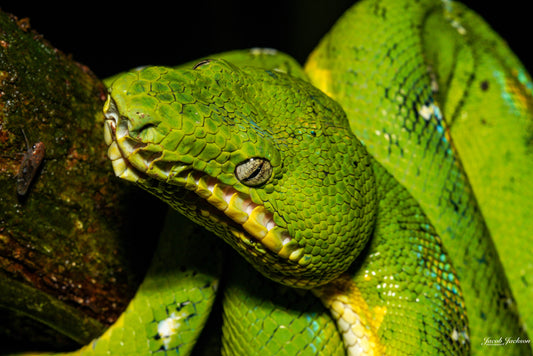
(305, 3, 533, 346)
(104, 59, 471, 354)
(20, 0, 532, 355)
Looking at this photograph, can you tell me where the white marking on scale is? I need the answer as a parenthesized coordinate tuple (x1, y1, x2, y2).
(157, 311, 189, 350)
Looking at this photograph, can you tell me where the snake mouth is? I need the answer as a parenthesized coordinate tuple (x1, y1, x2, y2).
(103, 97, 305, 263)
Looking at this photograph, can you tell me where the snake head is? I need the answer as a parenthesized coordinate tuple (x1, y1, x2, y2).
(103, 60, 377, 288)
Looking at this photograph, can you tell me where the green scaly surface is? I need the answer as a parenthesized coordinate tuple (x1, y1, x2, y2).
(306, 0, 532, 351)
(12, 0, 532, 355)
(221, 257, 345, 356)
(422, 2, 533, 324)
(101, 59, 469, 355)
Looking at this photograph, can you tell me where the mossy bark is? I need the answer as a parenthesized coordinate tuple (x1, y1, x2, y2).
(0, 11, 166, 352)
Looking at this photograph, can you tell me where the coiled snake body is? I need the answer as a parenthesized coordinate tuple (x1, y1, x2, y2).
(24, 0, 533, 355)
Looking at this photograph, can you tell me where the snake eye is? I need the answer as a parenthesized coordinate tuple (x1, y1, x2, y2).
(235, 157, 272, 187)
(193, 59, 212, 70)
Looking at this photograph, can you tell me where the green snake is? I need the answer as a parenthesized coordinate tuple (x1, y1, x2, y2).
(23, 0, 533, 354)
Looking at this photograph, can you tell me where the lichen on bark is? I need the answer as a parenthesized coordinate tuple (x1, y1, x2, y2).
(0, 11, 166, 352)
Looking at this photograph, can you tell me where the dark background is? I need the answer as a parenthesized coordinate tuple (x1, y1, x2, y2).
(1, 1, 531, 79)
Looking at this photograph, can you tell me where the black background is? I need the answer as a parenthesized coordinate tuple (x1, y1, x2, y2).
(1, 1, 531, 79)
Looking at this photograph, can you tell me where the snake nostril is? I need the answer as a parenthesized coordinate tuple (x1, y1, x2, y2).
(137, 123, 157, 133)
(132, 122, 161, 141)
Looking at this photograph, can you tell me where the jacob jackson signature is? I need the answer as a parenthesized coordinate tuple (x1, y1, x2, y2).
(481, 336, 531, 346)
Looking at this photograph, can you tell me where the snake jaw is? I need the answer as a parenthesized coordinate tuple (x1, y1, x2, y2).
(103, 95, 305, 266)
(188, 174, 302, 261)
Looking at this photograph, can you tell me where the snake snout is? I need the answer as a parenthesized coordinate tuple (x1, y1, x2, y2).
(103, 95, 143, 182)
(103, 102, 117, 145)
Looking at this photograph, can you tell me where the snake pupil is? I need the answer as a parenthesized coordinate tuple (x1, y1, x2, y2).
(245, 162, 263, 181)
